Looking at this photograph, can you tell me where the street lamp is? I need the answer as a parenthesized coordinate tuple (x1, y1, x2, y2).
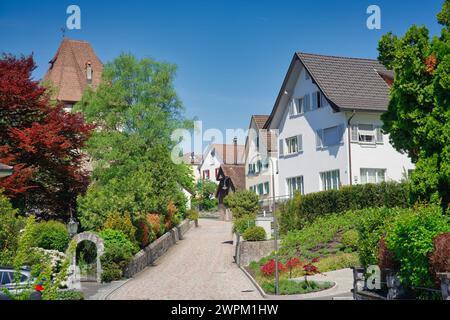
(67, 208, 79, 238)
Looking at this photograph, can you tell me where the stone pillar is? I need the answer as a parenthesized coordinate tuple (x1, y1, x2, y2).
(438, 273, 450, 300)
(386, 270, 404, 300)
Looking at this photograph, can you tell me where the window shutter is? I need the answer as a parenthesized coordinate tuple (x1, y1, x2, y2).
(351, 125, 358, 142)
(316, 130, 323, 149)
(312, 92, 318, 109)
(279, 139, 284, 156)
(298, 135, 303, 152)
(304, 94, 310, 112)
(376, 126, 384, 143)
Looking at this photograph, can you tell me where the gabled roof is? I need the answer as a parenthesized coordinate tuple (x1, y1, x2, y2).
(265, 52, 393, 128)
(181, 153, 202, 165)
(215, 164, 246, 196)
(211, 144, 245, 165)
(252, 115, 269, 129)
(43, 38, 103, 103)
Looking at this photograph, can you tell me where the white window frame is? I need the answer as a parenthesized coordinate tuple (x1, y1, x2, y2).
(320, 170, 340, 191)
(316, 125, 344, 149)
(360, 168, 386, 184)
(287, 176, 304, 197)
(351, 124, 384, 145)
(285, 136, 302, 155)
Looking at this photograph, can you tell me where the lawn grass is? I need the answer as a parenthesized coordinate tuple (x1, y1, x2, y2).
(260, 279, 333, 295)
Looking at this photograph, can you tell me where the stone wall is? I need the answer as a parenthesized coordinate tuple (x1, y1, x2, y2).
(235, 235, 280, 267)
(124, 220, 193, 278)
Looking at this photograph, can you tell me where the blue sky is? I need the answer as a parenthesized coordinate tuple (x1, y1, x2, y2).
(0, 0, 445, 153)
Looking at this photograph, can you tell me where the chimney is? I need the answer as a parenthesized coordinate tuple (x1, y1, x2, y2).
(233, 137, 238, 165)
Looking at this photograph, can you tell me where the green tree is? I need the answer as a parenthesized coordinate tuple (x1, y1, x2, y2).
(192, 180, 218, 211)
(75, 54, 193, 230)
(378, 1, 450, 205)
(223, 190, 260, 219)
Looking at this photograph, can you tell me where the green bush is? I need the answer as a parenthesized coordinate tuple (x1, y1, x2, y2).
(341, 230, 359, 251)
(187, 209, 199, 221)
(223, 190, 260, 219)
(99, 229, 139, 282)
(56, 290, 84, 300)
(356, 207, 403, 268)
(261, 279, 333, 295)
(0, 190, 25, 265)
(102, 211, 136, 242)
(243, 226, 266, 241)
(32, 220, 69, 252)
(385, 205, 450, 288)
(233, 214, 256, 235)
(279, 182, 409, 233)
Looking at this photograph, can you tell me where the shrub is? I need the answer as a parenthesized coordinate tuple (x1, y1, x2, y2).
(260, 260, 287, 276)
(187, 209, 199, 221)
(134, 218, 155, 248)
(147, 213, 162, 236)
(429, 233, 450, 286)
(223, 190, 260, 219)
(165, 201, 178, 230)
(102, 211, 136, 242)
(99, 229, 138, 282)
(314, 252, 360, 273)
(243, 226, 266, 241)
(378, 236, 397, 273)
(192, 180, 218, 211)
(356, 207, 402, 268)
(32, 220, 69, 252)
(279, 182, 409, 233)
(0, 191, 24, 265)
(385, 205, 450, 288)
(233, 214, 256, 235)
(341, 230, 359, 251)
(261, 279, 333, 295)
(56, 290, 84, 300)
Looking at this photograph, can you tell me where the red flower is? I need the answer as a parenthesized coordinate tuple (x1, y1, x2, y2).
(260, 260, 287, 276)
(311, 257, 320, 263)
(286, 258, 303, 269)
(303, 263, 319, 276)
(35, 284, 44, 292)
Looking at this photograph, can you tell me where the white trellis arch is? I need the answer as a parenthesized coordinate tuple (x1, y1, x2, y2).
(71, 232, 105, 283)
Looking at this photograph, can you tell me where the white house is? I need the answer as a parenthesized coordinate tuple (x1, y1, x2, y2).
(199, 141, 245, 184)
(181, 152, 202, 184)
(264, 52, 414, 198)
(244, 115, 279, 206)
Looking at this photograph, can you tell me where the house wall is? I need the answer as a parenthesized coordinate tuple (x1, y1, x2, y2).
(348, 112, 414, 184)
(272, 66, 415, 197)
(276, 67, 349, 197)
(245, 120, 279, 204)
(198, 146, 221, 184)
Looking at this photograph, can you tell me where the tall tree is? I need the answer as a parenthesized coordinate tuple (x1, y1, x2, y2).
(378, 1, 450, 205)
(75, 54, 193, 230)
(0, 55, 94, 219)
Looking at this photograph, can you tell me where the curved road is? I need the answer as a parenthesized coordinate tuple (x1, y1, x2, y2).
(108, 219, 261, 300)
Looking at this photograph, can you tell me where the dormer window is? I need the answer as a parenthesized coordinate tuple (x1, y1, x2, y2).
(86, 62, 93, 84)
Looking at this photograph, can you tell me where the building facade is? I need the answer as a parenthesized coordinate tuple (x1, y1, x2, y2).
(263, 52, 414, 198)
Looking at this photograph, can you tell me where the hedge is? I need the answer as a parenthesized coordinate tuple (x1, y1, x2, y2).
(278, 182, 410, 233)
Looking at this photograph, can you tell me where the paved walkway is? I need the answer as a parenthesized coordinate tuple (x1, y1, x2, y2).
(108, 219, 261, 300)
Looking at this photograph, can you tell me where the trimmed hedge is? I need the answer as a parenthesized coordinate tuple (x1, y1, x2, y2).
(278, 182, 409, 233)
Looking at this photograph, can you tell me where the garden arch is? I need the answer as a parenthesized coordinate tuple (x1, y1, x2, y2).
(71, 232, 105, 283)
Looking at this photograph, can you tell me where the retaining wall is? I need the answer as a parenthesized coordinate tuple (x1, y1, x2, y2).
(124, 220, 193, 278)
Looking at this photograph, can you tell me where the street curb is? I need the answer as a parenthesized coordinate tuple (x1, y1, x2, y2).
(239, 265, 268, 299)
(102, 279, 132, 300)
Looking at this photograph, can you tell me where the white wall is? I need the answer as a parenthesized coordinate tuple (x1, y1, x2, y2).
(276, 67, 349, 197)
(199, 146, 221, 184)
(245, 120, 279, 201)
(349, 112, 415, 184)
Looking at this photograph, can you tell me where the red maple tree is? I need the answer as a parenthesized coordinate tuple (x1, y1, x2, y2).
(0, 54, 94, 219)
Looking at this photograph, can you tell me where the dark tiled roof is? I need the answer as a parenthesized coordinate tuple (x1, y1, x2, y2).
(221, 164, 245, 190)
(43, 38, 103, 103)
(297, 52, 391, 111)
